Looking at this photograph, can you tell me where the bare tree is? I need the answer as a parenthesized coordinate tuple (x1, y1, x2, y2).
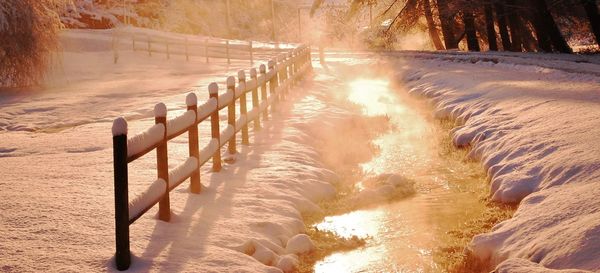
(0, 0, 64, 88)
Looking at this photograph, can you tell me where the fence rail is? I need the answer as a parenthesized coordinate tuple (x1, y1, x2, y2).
(116, 31, 294, 65)
(111, 45, 312, 271)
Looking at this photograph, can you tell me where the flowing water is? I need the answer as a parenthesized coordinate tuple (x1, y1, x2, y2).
(313, 69, 487, 272)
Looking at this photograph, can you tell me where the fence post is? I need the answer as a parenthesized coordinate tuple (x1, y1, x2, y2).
(186, 93, 201, 193)
(250, 68, 261, 131)
(308, 45, 313, 70)
(227, 76, 237, 155)
(293, 50, 298, 83)
(269, 59, 279, 107)
(280, 54, 288, 99)
(155, 103, 170, 222)
(226, 40, 231, 65)
(269, 60, 279, 109)
(249, 41, 254, 65)
(112, 117, 130, 271)
(208, 83, 221, 171)
(289, 52, 294, 87)
(185, 37, 189, 61)
(112, 31, 119, 64)
(205, 38, 209, 63)
(148, 35, 152, 57)
(166, 40, 170, 60)
(259, 64, 269, 121)
(238, 70, 250, 145)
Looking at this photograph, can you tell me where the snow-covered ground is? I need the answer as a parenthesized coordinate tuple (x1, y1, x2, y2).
(3, 26, 600, 272)
(394, 51, 600, 272)
(0, 29, 338, 272)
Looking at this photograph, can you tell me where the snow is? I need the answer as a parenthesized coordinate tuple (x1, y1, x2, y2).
(154, 102, 167, 118)
(166, 110, 196, 138)
(220, 125, 235, 144)
(208, 82, 219, 95)
(185, 92, 197, 107)
(285, 234, 315, 255)
(238, 70, 246, 81)
(12, 26, 600, 273)
(168, 157, 199, 190)
(199, 138, 219, 165)
(226, 76, 236, 88)
(257, 74, 267, 85)
(352, 174, 416, 207)
(236, 115, 247, 132)
(129, 179, 167, 221)
(260, 101, 269, 112)
(218, 89, 234, 108)
(268, 94, 277, 104)
(197, 98, 218, 121)
(1, 28, 323, 272)
(397, 51, 600, 272)
(247, 108, 260, 122)
(495, 258, 591, 273)
(235, 81, 247, 98)
(127, 123, 165, 158)
(112, 117, 128, 136)
(246, 79, 258, 90)
(276, 255, 300, 273)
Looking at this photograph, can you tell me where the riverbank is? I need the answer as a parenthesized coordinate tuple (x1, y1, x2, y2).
(297, 56, 513, 272)
(397, 52, 600, 272)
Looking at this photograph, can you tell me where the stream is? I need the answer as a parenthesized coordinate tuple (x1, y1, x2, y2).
(313, 64, 487, 272)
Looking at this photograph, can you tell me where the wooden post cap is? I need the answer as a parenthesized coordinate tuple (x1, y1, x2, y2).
(250, 68, 257, 78)
(237, 70, 246, 81)
(226, 76, 236, 88)
(208, 82, 219, 95)
(186, 92, 197, 107)
(112, 117, 128, 136)
(268, 60, 276, 69)
(154, 103, 167, 117)
(260, 64, 266, 73)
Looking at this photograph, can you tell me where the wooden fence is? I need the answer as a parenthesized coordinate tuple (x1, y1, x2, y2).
(111, 45, 312, 271)
(120, 32, 293, 65)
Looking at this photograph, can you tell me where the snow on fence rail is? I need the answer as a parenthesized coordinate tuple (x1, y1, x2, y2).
(111, 45, 312, 271)
(121, 31, 293, 65)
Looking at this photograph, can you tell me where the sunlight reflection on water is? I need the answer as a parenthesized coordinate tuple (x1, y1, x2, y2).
(314, 76, 485, 273)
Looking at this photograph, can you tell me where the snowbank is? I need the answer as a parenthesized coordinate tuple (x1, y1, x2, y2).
(398, 52, 600, 271)
(352, 174, 416, 207)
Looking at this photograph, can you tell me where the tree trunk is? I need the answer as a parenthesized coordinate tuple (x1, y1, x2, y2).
(495, 2, 512, 50)
(581, 0, 600, 46)
(519, 21, 538, 52)
(484, 3, 498, 51)
(464, 10, 480, 51)
(534, 0, 572, 53)
(505, 0, 523, 52)
(530, 10, 553, 52)
(437, 0, 459, 49)
(424, 0, 445, 50)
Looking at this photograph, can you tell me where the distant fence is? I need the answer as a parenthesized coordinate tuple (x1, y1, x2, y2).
(112, 29, 294, 65)
(111, 45, 312, 270)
